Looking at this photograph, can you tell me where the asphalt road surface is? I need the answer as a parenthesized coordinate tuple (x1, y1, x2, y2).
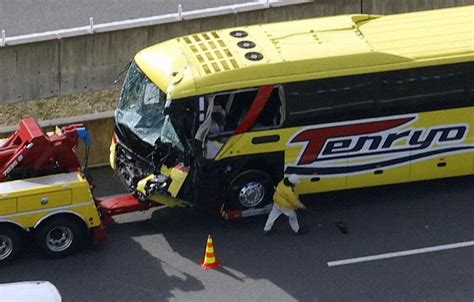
(1, 167, 473, 301)
(0, 0, 259, 36)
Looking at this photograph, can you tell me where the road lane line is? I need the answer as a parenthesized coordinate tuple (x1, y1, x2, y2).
(327, 240, 474, 267)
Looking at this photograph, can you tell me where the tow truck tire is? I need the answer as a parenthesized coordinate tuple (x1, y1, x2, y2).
(228, 170, 274, 210)
(35, 216, 86, 258)
(0, 226, 23, 265)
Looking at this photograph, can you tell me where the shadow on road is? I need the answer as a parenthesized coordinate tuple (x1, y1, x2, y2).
(0, 213, 205, 301)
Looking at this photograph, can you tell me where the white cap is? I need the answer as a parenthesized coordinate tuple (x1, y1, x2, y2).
(288, 174, 301, 185)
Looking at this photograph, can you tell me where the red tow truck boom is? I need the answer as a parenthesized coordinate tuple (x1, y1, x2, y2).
(0, 117, 83, 181)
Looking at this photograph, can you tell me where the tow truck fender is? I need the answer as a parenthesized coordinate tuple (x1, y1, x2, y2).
(0, 219, 26, 230)
(33, 210, 89, 229)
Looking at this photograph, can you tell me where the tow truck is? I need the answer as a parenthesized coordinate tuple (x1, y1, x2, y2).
(0, 118, 170, 265)
(0, 117, 264, 265)
(0, 117, 109, 264)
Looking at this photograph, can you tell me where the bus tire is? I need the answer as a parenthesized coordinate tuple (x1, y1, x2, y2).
(35, 216, 86, 258)
(227, 170, 274, 210)
(0, 225, 23, 265)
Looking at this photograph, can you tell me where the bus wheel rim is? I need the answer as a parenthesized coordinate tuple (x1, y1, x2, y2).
(46, 226, 74, 252)
(0, 235, 13, 260)
(239, 181, 265, 207)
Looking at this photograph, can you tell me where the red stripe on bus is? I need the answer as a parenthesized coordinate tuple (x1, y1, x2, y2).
(234, 85, 273, 135)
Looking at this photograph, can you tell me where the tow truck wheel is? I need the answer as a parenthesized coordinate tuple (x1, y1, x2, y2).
(35, 216, 86, 258)
(0, 226, 23, 265)
(228, 170, 274, 210)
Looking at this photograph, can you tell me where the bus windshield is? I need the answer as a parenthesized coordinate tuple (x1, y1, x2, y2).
(116, 61, 183, 150)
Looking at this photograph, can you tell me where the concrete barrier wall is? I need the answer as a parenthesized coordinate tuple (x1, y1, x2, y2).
(1, 40, 60, 103)
(0, 0, 472, 104)
(0, 1, 376, 104)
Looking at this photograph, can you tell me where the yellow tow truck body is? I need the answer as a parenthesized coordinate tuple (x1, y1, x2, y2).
(0, 172, 101, 230)
(0, 171, 105, 264)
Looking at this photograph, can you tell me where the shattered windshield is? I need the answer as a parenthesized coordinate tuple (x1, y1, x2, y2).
(116, 61, 183, 150)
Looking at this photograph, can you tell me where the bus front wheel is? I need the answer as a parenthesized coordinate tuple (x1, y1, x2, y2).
(227, 170, 274, 210)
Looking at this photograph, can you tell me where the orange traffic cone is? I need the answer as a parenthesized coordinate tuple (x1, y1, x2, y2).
(201, 235, 221, 270)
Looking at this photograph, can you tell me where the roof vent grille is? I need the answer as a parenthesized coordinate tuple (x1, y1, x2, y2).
(182, 31, 240, 75)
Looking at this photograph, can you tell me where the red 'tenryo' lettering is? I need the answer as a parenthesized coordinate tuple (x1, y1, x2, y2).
(291, 117, 414, 165)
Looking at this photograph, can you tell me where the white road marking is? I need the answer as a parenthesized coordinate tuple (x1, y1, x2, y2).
(327, 240, 474, 267)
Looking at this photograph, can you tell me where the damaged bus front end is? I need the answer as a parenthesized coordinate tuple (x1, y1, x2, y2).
(110, 60, 196, 208)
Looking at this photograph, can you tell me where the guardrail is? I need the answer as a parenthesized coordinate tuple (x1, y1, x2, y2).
(0, 0, 311, 47)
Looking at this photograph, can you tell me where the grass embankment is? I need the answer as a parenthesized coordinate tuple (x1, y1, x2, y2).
(0, 88, 120, 127)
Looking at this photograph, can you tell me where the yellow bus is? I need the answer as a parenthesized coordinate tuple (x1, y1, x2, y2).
(110, 6, 474, 214)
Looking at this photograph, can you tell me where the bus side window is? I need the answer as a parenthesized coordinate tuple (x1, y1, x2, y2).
(378, 63, 471, 115)
(252, 86, 284, 130)
(208, 86, 284, 137)
(208, 90, 258, 136)
(284, 74, 376, 125)
(227, 90, 258, 131)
